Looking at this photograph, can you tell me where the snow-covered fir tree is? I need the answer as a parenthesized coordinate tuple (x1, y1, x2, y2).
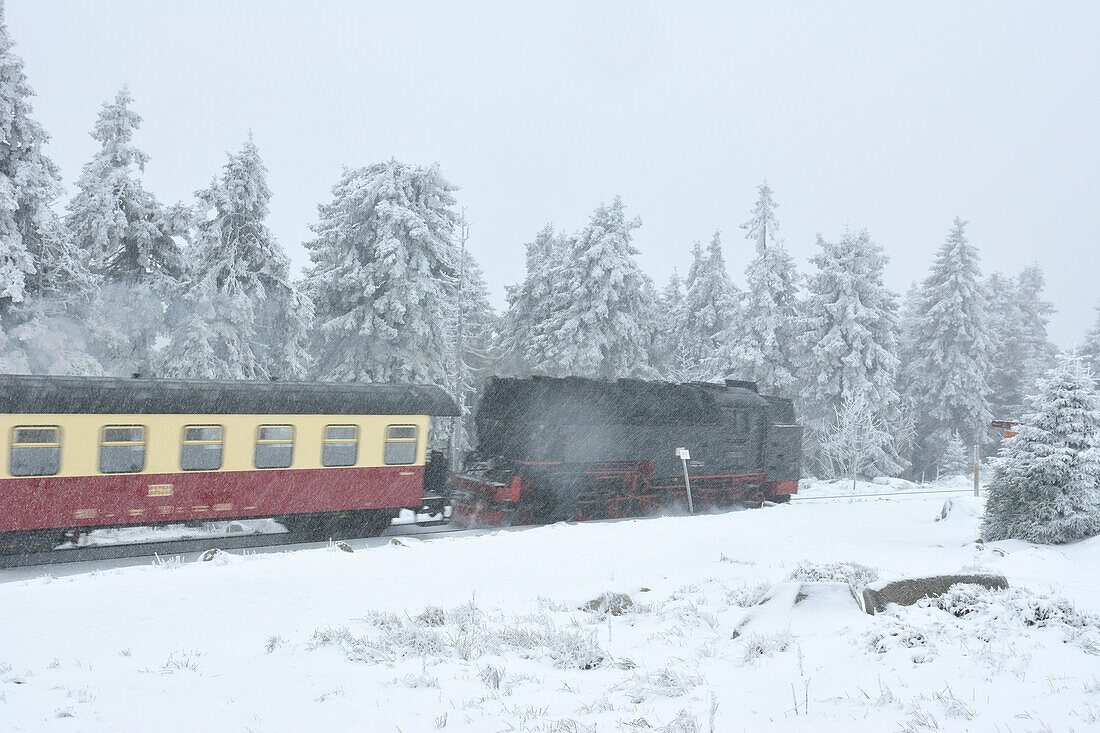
(0, 3, 64, 309)
(538, 198, 657, 379)
(498, 223, 567, 376)
(654, 268, 687, 379)
(738, 182, 800, 392)
(66, 87, 183, 285)
(162, 138, 312, 379)
(672, 231, 740, 381)
(985, 271, 1027, 421)
(661, 268, 683, 313)
(1083, 304, 1100, 381)
(982, 354, 1100, 544)
(903, 217, 994, 476)
(985, 267, 1058, 421)
(0, 5, 107, 375)
(801, 229, 906, 476)
(452, 246, 497, 450)
(1015, 265, 1058, 386)
(303, 160, 459, 385)
(939, 431, 970, 477)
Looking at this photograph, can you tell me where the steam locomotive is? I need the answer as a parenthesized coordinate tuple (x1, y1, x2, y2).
(451, 376, 802, 526)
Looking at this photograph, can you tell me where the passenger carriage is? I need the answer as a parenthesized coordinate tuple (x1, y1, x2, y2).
(0, 375, 458, 553)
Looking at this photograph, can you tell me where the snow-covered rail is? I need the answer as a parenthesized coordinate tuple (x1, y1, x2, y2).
(0, 523, 467, 571)
(791, 487, 976, 501)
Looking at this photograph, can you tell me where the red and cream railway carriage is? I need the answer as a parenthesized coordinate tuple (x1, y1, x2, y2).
(0, 375, 458, 553)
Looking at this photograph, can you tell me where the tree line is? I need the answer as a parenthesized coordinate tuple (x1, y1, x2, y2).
(1, 9, 1098, 479)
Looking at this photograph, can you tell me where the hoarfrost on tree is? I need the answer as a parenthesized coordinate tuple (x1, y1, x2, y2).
(800, 229, 907, 476)
(985, 267, 1058, 421)
(162, 137, 312, 379)
(671, 231, 740, 382)
(498, 223, 568, 377)
(982, 354, 1100, 544)
(302, 159, 460, 386)
(66, 87, 183, 285)
(0, 5, 105, 375)
(536, 197, 658, 380)
(1081, 303, 1100, 383)
(737, 182, 801, 393)
(902, 217, 994, 476)
(0, 3, 62, 307)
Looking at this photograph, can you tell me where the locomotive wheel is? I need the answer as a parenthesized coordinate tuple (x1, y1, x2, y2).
(748, 490, 766, 508)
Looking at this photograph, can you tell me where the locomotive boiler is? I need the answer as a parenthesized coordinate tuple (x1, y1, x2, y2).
(451, 376, 802, 526)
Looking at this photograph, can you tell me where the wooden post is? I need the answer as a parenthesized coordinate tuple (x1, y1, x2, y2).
(973, 444, 980, 496)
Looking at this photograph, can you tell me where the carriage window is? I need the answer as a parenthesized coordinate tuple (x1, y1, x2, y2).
(255, 424, 294, 469)
(181, 425, 223, 471)
(384, 424, 418, 465)
(323, 425, 358, 467)
(10, 426, 61, 477)
(99, 425, 146, 474)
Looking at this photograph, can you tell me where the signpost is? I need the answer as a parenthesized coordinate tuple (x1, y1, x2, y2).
(677, 447, 694, 514)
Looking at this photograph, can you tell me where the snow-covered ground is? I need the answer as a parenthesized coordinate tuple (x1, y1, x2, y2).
(2, 482, 1099, 732)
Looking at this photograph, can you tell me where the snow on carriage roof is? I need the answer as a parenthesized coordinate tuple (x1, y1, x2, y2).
(0, 375, 461, 416)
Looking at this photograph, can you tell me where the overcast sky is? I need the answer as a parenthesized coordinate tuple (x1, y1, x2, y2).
(10, 1, 1099, 345)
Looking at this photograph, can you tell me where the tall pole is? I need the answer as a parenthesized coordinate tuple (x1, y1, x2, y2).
(682, 456, 694, 514)
(452, 210, 468, 472)
(973, 444, 980, 497)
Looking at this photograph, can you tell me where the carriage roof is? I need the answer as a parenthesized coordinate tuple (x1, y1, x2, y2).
(0, 375, 461, 416)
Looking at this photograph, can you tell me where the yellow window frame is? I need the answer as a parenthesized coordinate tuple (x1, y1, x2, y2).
(254, 424, 295, 469)
(99, 424, 147, 474)
(12, 425, 61, 448)
(100, 425, 146, 447)
(181, 424, 225, 472)
(10, 425, 62, 477)
(322, 424, 359, 467)
(383, 424, 418, 466)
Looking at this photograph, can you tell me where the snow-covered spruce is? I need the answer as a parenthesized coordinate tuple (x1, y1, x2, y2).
(66, 87, 183, 286)
(1082, 302, 1100, 382)
(938, 431, 970, 477)
(0, 3, 64, 308)
(0, 5, 106, 375)
(536, 197, 658, 380)
(982, 354, 1100, 544)
(736, 182, 800, 393)
(799, 228, 907, 476)
(162, 137, 312, 379)
(302, 160, 461, 385)
(652, 268, 686, 380)
(985, 267, 1058, 421)
(902, 217, 994, 476)
(451, 245, 497, 451)
(498, 223, 569, 376)
(670, 230, 740, 381)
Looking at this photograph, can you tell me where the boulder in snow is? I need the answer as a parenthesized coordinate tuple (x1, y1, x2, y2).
(861, 574, 1009, 614)
(582, 592, 633, 616)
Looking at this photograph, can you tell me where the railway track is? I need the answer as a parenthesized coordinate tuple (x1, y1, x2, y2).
(0, 523, 467, 571)
(791, 487, 977, 501)
(2, 489, 975, 571)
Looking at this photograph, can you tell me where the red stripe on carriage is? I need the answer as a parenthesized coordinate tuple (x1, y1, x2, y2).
(0, 466, 424, 532)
